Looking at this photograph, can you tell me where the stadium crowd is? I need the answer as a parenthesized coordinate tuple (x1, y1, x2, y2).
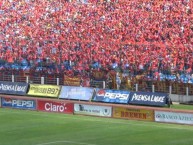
(0, 0, 193, 83)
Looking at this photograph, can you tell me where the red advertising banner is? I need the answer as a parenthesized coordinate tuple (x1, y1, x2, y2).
(37, 100, 74, 114)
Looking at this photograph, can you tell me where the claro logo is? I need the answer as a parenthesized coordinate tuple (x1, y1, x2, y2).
(45, 103, 66, 112)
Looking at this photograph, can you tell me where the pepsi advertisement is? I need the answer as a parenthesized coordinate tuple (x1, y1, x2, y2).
(0, 81, 28, 95)
(93, 89, 130, 104)
(1, 97, 36, 110)
(129, 92, 168, 107)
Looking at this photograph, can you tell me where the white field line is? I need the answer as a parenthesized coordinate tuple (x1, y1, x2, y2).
(0, 109, 193, 131)
(36, 140, 96, 145)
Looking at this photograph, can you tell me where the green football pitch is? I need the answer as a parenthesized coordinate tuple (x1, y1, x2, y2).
(0, 108, 193, 145)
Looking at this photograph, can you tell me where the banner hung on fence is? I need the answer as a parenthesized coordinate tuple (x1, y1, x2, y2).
(59, 86, 94, 101)
(64, 76, 81, 86)
(129, 92, 168, 107)
(1, 97, 36, 110)
(93, 89, 130, 104)
(0, 81, 28, 95)
(74, 103, 112, 117)
(113, 107, 154, 121)
(37, 100, 74, 114)
(28, 84, 61, 98)
(91, 70, 107, 80)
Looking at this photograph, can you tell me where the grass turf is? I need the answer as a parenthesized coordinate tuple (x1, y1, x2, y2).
(170, 104, 193, 110)
(0, 108, 193, 145)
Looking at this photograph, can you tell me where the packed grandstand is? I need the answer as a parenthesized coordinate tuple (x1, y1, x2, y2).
(0, 0, 192, 84)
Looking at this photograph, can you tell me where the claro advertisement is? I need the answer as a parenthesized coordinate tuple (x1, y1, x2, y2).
(1, 97, 36, 110)
(74, 103, 112, 117)
(113, 107, 154, 121)
(37, 100, 74, 114)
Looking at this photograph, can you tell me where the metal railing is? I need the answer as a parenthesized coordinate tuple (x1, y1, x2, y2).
(0, 73, 193, 103)
(0, 74, 192, 96)
(134, 80, 193, 96)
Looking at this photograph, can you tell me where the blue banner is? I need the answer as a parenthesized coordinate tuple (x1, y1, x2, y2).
(93, 89, 130, 104)
(0, 81, 28, 95)
(59, 86, 94, 101)
(129, 92, 168, 107)
(1, 97, 36, 110)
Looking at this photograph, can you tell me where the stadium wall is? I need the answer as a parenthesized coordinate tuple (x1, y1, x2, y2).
(1, 95, 193, 125)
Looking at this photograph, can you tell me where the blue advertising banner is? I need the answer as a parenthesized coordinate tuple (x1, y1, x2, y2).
(0, 81, 28, 95)
(129, 92, 168, 107)
(1, 97, 36, 110)
(93, 89, 130, 104)
(59, 86, 94, 101)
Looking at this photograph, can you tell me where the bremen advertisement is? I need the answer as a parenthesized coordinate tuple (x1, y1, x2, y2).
(113, 107, 154, 121)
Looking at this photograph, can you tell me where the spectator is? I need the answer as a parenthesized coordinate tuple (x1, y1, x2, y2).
(0, 0, 192, 83)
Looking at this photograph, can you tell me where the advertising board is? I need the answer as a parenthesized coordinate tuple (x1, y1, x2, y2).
(93, 89, 130, 104)
(59, 86, 94, 101)
(129, 92, 168, 107)
(37, 100, 74, 114)
(0, 81, 28, 95)
(28, 84, 61, 98)
(0, 97, 1, 107)
(1, 97, 36, 110)
(74, 103, 112, 117)
(155, 111, 193, 125)
(113, 107, 154, 121)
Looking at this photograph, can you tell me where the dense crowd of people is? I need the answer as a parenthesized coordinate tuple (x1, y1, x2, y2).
(0, 0, 192, 82)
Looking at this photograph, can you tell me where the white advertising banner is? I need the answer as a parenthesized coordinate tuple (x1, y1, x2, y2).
(155, 111, 193, 125)
(74, 104, 112, 117)
(59, 86, 94, 101)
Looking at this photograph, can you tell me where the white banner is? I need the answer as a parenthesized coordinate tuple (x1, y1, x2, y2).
(59, 86, 94, 101)
(74, 104, 112, 117)
(155, 111, 193, 125)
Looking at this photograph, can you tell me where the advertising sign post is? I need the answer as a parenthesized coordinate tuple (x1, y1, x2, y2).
(155, 111, 193, 125)
(59, 86, 94, 101)
(93, 89, 130, 104)
(1, 97, 36, 110)
(129, 92, 168, 107)
(0, 81, 28, 95)
(74, 103, 112, 117)
(37, 100, 74, 114)
(28, 84, 61, 98)
(113, 107, 154, 121)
